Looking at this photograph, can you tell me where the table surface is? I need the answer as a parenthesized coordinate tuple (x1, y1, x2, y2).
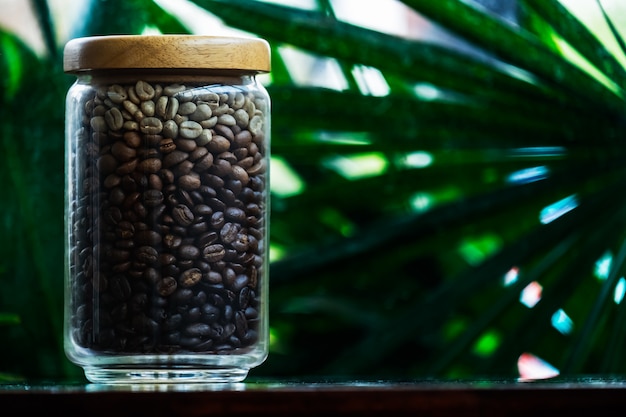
(2, 376, 626, 416)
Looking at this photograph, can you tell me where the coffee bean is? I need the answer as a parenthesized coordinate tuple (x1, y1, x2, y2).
(202, 244, 225, 262)
(107, 84, 127, 104)
(140, 117, 163, 135)
(179, 120, 203, 139)
(163, 150, 189, 168)
(105, 107, 124, 131)
(111, 141, 137, 162)
(135, 246, 159, 264)
(176, 138, 197, 152)
(179, 245, 200, 260)
(220, 222, 240, 244)
(185, 322, 212, 337)
(135, 230, 162, 246)
(207, 135, 231, 153)
(225, 207, 246, 223)
(135, 80, 155, 101)
(142, 189, 164, 207)
(156, 276, 177, 296)
(141, 100, 155, 117)
(172, 204, 194, 226)
(162, 120, 178, 139)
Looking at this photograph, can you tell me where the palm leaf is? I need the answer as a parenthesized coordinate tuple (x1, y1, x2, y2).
(519, 0, 626, 85)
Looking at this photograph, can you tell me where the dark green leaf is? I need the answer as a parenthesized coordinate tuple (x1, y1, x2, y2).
(520, 0, 626, 90)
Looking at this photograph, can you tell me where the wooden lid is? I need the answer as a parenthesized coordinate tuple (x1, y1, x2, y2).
(63, 35, 271, 74)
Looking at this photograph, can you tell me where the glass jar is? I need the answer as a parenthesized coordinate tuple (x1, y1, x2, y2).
(63, 35, 271, 384)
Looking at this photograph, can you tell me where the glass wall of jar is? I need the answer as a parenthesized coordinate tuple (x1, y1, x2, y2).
(63, 35, 271, 384)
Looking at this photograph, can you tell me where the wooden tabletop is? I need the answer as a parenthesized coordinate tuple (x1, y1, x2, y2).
(2, 376, 626, 416)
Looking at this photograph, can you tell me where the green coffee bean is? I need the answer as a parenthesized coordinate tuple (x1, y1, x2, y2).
(179, 120, 203, 139)
(135, 80, 155, 101)
(140, 117, 163, 135)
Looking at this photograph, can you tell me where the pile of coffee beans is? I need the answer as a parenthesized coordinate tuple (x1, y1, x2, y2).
(68, 80, 268, 354)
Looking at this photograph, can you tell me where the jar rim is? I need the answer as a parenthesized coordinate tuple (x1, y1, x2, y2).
(63, 35, 271, 74)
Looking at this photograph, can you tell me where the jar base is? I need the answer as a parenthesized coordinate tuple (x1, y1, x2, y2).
(83, 366, 250, 384)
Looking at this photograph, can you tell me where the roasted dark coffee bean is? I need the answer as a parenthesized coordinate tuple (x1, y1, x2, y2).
(235, 311, 248, 338)
(163, 150, 189, 168)
(172, 288, 194, 304)
(186, 307, 202, 322)
(200, 303, 220, 323)
(231, 233, 250, 252)
(223, 305, 234, 323)
(143, 189, 164, 207)
(123, 131, 142, 148)
(179, 173, 201, 190)
(163, 314, 183, 332)
(135, 230, 161, 245)
(111, 141, 136, 162)
(185, 322, 212, 338)
(138, 158, 162, 174)
(194, 204, 212, 216)
(180, 268, 202, 288)
(108, 248, 130, 263)
(135, 246, 158, 264)
(202, 244, 225, 262)
(210, 211, 225, 229)
(196, 231, 218, 247)
(225, 207, 246, 223)
(207, 135, 230, 153)
(173, 160, 194, 177)
(238, 286, 251, 309)
(244, 306, 258, 320)
(188, 221, 209, 236)
(109, 187, 126, 206)
(232, 274, 250, 292)
(176, 188, 195, 207)
(179, 336, 202, 348)
(156, 276, 177, 296)
(220, 222, 240, 244)
(163, 234, 182, 250)
(210, 158, 231, 177)
(144, 267, 160, 284)
(172, 204, 194, 226)
(178, 259, 194, 271)
(179, 245, 200, 260)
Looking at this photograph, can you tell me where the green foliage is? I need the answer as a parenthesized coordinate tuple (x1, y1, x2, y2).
(2, 0, 626, 381)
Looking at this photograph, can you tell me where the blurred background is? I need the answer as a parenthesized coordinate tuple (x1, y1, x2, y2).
(2, 0, 626, 383)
